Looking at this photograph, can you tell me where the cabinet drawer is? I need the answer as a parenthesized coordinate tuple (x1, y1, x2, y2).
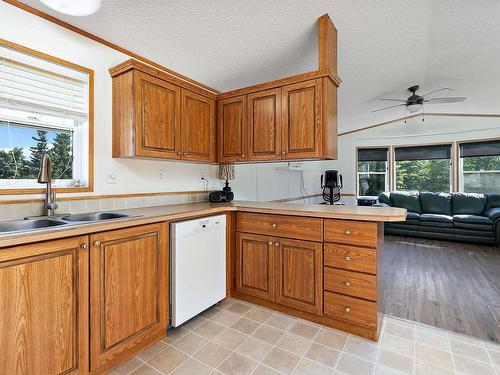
(324, 268, 377, 301)
(237, 212, 322, 242)
(324, 219, 377, 247)
(324, 292, 376, 327)
(324, 243, 376, 274)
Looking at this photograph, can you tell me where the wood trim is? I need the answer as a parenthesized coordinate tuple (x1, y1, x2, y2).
(217, 69, 338, 100)
(339, 113, 500, 137)
(0, 38, 95, 196)
(318, 14, 337, 73)
(110, 59, 217, 100)
(2, 0, 220, 95)
(0, 189, 210, 205)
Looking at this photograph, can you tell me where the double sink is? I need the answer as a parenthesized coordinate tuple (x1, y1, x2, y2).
(0, 212, 135, 234)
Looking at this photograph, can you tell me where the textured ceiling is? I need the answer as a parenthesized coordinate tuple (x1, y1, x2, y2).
(15, 0, 500, 132)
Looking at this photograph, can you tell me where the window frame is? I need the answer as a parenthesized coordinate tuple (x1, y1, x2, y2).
(355, 146, 390, 198)
(0, 38, 94, 195)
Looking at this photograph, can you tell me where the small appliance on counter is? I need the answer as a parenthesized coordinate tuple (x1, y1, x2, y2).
(209, 162, 235, 202)
(320, 170, 343, 205)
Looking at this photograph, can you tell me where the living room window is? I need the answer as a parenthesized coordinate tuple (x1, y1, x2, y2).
(0, 42, 93, 193)
(459, 140, 500, 194)
(394, 144, 452, 192)
(357, 147, 389, 197)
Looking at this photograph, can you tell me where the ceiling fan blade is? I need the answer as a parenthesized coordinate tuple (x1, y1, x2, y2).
(379, 98, 407, 102)
(371, 103, 405, 112)
(425, 97, 466, 104)
(421, 88, 453, 96)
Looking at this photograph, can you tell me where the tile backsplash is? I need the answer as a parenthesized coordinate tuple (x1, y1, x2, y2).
(0, 192, 209, 221)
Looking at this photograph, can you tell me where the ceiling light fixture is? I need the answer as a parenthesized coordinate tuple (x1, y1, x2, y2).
(406, 103, 423, 113)
(40, 0, 101, 16)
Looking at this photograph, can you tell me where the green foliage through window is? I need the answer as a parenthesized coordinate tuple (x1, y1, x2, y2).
(396, 159, 451, 192)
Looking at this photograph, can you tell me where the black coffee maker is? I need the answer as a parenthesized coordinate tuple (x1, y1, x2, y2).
(320, 170, 343, 205)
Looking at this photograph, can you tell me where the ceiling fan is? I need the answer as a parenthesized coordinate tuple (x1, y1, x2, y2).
(371, 85, 466, 113)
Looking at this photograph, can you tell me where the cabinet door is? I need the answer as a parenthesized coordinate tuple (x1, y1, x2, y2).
(0, 236, 88, 375)
(282, 79, 322, 159)
(181, 89, 216, 162)
(89, 224, 168, 371)
(218, 95, 247, 162)
(247, 88, 282, 160)
(236, 232, 275, 301)
(276, 238, 322, 314)
(134, 71, 181, 159)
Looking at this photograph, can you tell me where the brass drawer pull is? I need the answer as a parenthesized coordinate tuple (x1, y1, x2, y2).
(275, 243, 280, 247)
(80, 243, 87, 249)
(345, 306, 351, 313)
(344, 256, 351, 261)
(344, 230, 351, 235)
(268, 241, 273, 245)
(344, 281, 351, 287)
(271, 223, 277, 228)
(93, 241, 101, 247)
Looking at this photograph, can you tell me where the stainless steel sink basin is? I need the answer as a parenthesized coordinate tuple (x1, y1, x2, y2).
(0, 218, 66, 234)
(61, 212, 132, 222)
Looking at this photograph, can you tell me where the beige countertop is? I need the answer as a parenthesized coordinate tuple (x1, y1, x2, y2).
(0, 200, 406, 248)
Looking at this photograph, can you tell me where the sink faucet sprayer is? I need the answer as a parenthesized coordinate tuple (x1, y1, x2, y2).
(37, 154, 58, 216)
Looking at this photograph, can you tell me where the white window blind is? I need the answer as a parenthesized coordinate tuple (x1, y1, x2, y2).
(0, 57, 88, 121)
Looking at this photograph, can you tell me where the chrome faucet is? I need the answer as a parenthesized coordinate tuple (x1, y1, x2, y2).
(38, 154, 58, 216)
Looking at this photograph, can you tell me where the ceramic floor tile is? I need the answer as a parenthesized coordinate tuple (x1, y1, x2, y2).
(262, 348, 300, 374)
(235, 336, 274, 362)
(488, 349, 500, 366)
(383, 322, 414, 340)
(180, 315, 208, 331)
(210, 310, 242, 327)
(450, 338, 490, 363)
(213, 328, 247, 350)
(230, 317, 261, 335)
(415, 360, 454, 375)
(244, 307, 273, 323)
(381, 333, 414, 357)
(336, 352, 375, 375)
(108, 356, 144, 374)
(289, 321, 320, 340)
(252, 325, 285, 345)
(251, 364, 282, 375)
(453, 354, 496, 375)
(163, 327, 188, 345)
(194, 342, 231, 368)
(374, 365, 408, 375)
(314, 327, 348, 350)
(343, 336, 380, 362)
(172, 332, 209, 355)
(137, 340, 169, 361)
(415, 343, 453, 370)
(170, 358, 212, 375)
(377, 349, 414, 374)
(226, 302, 253, 315)
(194, 321, 226, 340)
(147, 346, 188, 374)
(217, 352, 258, 375)
(264, 314, 296, 331)
(293, 358, 332, 375)
(304, 342, 340, 368)
(275, 332, 311, 356)
(128, 364, 162, 375)
(414, 327, 450, 351)
(200, 306, 221, 319)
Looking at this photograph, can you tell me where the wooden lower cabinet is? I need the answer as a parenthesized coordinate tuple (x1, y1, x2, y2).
(236, 232, 275, 301)
(89, 223, 169, 372)
(0, 236, 89, 375)
(276, 238, 322, 314)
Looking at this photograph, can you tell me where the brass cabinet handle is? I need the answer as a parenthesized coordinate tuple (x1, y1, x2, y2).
(93, 241, 101, 247)
(242, 154, 245, 158)
(344, 230, 351, 235)
(271, 223, 277, 228)
(344, 281, 351, 287)
(282, 151, 286, 155)
(276, 152, 280, 156)
(275, 243, 280, 247)
(177, 151, 182, 156)
(345, 307, 351, 313)
(80, 243, 87, 249)
(268, 241, 273, 245)
(344, 256, 351, 261)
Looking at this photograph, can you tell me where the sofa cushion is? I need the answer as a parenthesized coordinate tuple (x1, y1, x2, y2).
(419, 213, 454, 227)
(406, 212, 420, 221)
(391, 192, 421, 213)
(451, 193, 486, 215)
(378, 192, 392, 205)
(453, 215, 493, 231)
(420, 192, 451, 215)
(486, 193, 500, 210)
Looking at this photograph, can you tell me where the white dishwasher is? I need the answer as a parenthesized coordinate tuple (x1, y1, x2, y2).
(170, 215, 226, 327)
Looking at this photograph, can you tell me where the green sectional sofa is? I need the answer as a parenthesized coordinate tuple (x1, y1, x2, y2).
(375, 191, 500, 245)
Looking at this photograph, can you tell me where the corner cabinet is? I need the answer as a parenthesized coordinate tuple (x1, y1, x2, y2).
(110, 59, 216, 162)
(0, 236, 89, 375)
(89, 223, 168, 372)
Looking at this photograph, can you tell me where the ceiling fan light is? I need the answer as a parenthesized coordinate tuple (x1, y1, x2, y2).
(40, 0, 101, 16)
(406, 103, 422, 113)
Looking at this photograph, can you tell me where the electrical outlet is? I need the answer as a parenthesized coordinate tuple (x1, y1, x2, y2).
(107, 171, 117, 184)
(157, 169, 167, 183)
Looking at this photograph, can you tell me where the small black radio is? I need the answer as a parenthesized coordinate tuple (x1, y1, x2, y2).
(209, 190, 234, 202)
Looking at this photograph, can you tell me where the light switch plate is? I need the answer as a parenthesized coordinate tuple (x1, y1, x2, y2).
(157, 169, 167, 183)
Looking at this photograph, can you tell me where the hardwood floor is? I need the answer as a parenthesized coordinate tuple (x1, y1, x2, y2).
(384, 235, 500, 342)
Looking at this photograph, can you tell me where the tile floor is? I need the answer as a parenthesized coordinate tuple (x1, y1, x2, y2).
(109, 298, 500, 375)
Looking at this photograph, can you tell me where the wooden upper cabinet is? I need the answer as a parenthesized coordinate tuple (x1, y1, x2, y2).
(247, 88, 282, 161)
(236, 232, 275, 301)
(275, 238, 322, 314)
(135, 71, 181, 159)
(218, 95, 247, 162)
(282, 79, 322, 159)
(89, 223, 168, 372)
(181, 89, 216, 162)
(0, 236, 89, 375)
